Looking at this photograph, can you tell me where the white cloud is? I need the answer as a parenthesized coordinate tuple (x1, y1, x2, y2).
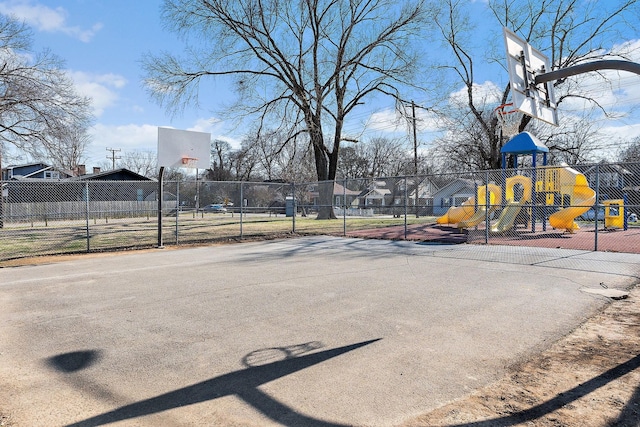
(449, 81, 502, 108)
(69, 71, 127, 116)
(0, 0, 102, 42)
(367, 109, 404, 133)
(600, 123, 640, 141)
(187, 117, 223, 134)
(188, 117, 242, 148)
(365, 107, 441, 135)
(89, 123, 158, 157)
(87, 118, 243, 166)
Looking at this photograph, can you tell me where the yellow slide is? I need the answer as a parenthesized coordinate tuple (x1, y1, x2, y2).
(436, 184, 502, 226)
(548, 168, 596, 233)
(490, 199, 525, 233)
(457, 206, 491, 229)
(436, 197, 477, 225)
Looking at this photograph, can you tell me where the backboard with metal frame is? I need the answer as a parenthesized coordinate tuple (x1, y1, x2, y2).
(156, 127, 210, 248)
(157, 127, 211, 169)
(503, 27, 558, 126)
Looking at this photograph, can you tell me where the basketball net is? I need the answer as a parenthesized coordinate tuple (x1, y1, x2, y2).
(495, 103, 523, 140)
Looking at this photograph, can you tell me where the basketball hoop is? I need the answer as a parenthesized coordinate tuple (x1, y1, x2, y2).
(495, 103, 523, 139)
(181, 157, 199, 168)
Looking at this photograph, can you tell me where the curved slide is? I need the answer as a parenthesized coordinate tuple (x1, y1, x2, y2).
(549, 185, 596, 232)
(436, 197, 477, 225)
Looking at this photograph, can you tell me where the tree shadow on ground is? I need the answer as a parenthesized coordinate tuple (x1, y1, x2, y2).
(443, 353, 640, 427)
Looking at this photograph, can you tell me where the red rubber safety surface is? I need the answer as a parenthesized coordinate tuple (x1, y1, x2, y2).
(347, 223, 640, 254)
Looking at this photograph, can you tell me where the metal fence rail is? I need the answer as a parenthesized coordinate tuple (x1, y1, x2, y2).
(1, 162, 639, 262)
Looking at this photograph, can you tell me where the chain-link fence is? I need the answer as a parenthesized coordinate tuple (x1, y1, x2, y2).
(1, 162, 639, 262)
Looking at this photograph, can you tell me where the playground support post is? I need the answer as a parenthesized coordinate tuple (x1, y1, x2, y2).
(624, 193, 628, 231)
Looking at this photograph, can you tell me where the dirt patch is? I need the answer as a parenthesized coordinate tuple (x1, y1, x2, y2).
(403, 284, 640, 427)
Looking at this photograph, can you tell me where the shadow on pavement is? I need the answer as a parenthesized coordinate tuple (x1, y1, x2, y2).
(62, 339, 380, 427)
(46, 350, 102, 373)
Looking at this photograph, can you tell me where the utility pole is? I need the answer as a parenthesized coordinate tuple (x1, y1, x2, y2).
(106, 147, 121, 170)
(396, 99, 428, 218)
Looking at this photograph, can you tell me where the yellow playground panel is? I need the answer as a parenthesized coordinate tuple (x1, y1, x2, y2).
(489, 175, 532, 233)
(603, 199, 624, 229)
(436, 165, 596, 233)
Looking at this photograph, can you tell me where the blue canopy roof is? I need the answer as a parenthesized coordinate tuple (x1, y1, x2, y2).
(500, 131, 549, 154)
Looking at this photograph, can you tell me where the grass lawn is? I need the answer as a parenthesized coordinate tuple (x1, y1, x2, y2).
(0, 213, 439, 263)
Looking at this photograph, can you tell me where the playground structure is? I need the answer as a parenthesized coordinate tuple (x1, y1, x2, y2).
(436, 132, 607, 234)
(436, 165, 598, 233)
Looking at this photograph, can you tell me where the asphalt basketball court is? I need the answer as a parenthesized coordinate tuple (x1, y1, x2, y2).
(1, 236, 639, 426)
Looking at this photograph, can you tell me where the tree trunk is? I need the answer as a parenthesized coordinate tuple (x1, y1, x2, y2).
(310, 126, 337, 220)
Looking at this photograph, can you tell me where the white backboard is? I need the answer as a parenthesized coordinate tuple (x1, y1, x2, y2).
(157, 127, 211, 169)
(503, 27, 558, 126)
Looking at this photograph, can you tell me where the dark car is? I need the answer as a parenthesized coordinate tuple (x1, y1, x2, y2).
(203, 204, 227, 213)
(579, 207, 605, 221)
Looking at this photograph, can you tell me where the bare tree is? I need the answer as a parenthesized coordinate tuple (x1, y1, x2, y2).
(207, 139, 235, 181)
(430, 0, 640, 169)
(25, 122, 91, 171)
(118, 151, 158, 177)
(337, 145, 369, 179)
(618, 137, 640, 163)
(0, 16, 93, 166)
(144, 0, 431, 218)
(229, 144, 260, 181)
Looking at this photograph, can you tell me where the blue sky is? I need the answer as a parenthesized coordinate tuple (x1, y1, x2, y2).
(0, 0, 231, 167)
(2, 0, 640, 168)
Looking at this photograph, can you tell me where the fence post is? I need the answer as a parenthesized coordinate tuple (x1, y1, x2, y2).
(343, 178, 347, 236)
(484, 170, 490, 244)
(85, 182, 90, 252)
(175, 181, 180, 245)
(0, 168, 4, 229)
(594, 164, 599, 251)
(240, 182, 244, 239)
(291, 182, 296, 233)
(404, 176, 408, 239)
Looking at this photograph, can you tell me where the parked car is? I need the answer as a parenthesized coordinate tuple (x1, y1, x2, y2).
(203, 204, 227, 213)
(579, 207, 605, 221)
